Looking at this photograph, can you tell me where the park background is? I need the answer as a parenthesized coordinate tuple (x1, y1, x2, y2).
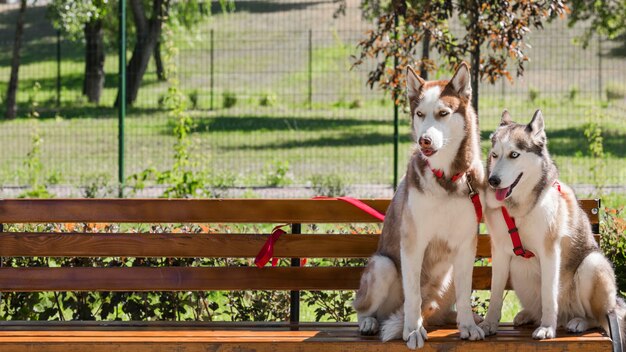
(0, 0, 624, 323)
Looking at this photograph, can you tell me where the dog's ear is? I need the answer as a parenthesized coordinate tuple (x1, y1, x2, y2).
(500, 110, 512, 126)
(449, 62, 471, 99)
(526, 109, 546, 145)
(406, 66, 425, 100)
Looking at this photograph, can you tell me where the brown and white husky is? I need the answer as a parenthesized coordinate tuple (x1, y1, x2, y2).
(480, 109, 626, 344)
(353, 63, 486, 349)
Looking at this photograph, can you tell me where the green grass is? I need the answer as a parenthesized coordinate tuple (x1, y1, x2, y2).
(0, 3, 624, 196)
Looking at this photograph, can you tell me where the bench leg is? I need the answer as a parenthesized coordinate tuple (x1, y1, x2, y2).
(607, 311, 623, 352)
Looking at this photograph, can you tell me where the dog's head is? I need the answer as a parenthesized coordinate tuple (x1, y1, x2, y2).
(406, 63, 473, 161)
(487, 109, 548, 202)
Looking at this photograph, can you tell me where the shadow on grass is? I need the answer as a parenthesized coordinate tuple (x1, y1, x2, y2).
(480, 128, 625, 158)
(210, 0, 331, 15)
(227, 126, 623, 157)
(1, 105, 163, 120)
(189, 115, 391, 133)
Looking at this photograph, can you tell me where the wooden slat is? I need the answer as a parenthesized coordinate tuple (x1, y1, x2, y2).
(0, 267, 365, 292)
(0, 199, 389, 223)
(0, 233, 380, 258)
(0, 266, 498, 291)
(0, 232, 600, 259)
(0, 198, 598, 225)
(0, 324, 612, 352)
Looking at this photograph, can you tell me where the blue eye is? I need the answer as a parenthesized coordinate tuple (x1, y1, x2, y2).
(510, 151, 520, 158)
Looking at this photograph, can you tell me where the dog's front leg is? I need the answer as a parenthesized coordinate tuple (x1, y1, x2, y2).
(401, 233, 428, 350)
(532, 245, 560, 340)
(452, 237, 486, 341)
(479, 247, 512, 336)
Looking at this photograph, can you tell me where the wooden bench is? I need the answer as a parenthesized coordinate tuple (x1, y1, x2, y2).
(0, 198, 621, 352)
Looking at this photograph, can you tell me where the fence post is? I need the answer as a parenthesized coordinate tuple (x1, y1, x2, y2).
(598, 36, 603, 101)
(289, 223, 302, 330)
(56, 30, 61, 107)
(308, 29, 313, 110)
(118, 0, 126, 198)
(210, 29, 214, 111)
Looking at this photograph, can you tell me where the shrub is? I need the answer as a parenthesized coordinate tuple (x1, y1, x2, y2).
(222, 91, 237, 109)
(263, 160, 293, 187)
(349, 98, 363, 109)
(605, 83, 626, 101)
(259, 92, 277, 107)
(600, 207, 626, 296)
(188, 89, 199, 109)
(310, 174, 349, 197)
(567, 86, 579, 101)
(528, 87, 540, 102)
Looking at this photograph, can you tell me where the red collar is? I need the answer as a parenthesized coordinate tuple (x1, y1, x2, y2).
(424, 158, 464, 182)
(501, 180, 562, 259)
(423, 157, 482, 223)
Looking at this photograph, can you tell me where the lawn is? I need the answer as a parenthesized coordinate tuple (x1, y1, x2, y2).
(0, 1, 624, 199)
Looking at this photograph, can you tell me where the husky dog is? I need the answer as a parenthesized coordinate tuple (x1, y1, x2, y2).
(479, 109, 626, 343)
(353, 63, 486, 349)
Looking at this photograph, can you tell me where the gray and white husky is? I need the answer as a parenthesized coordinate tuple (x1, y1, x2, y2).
(352, 63, 486, 349)
(480, 109, 626, 343)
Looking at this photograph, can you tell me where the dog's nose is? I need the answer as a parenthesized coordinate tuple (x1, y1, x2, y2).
(488, 176, 501, 188)
(419, 136, 432, 148)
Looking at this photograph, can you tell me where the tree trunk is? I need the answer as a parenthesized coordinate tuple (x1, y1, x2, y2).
(83, 19, 105, 104)
(115, 0, 168, 107)
(420, 30, 430, 80)
(5, 0, 27, 120)
(154, 40, 166, 81)
(471, 44, 480, 114)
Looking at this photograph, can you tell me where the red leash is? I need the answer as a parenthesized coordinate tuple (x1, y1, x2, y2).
(254, 197, 385, 267)
(501, 180, 563, 259)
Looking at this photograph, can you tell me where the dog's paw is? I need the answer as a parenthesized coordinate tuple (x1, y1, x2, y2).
(566, 317, 590, 333)
(532, 325, 556, 340)
(404, 326, 428, 350)
(359, 317, 379, 335)
(473, 312, 484, 324)
(478, 319, 499, 336)
(459, 323, 485, 341)
(513, 310, 535, 327)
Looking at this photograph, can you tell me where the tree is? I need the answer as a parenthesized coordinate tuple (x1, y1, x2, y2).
(5, 0, 28, 120)
(567, 0, 626, 46)
(115, 0, 211, 106)
(49, 0, 109, 104)
(351, 0, 567, 113)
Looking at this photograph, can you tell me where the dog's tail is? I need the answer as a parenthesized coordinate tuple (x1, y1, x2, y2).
(380, 307, 404, 342)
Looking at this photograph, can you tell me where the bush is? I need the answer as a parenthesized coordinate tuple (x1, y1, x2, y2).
(528, 87, 540, 102)
(567, 86, 579, 101)
(259, 92, 277, 107)
(605, 83, 626, 101)
(310, 174, 349, 197)
(263, 160, 292, 187)
(222, 91, 237, 109)
(188, 89, 199, 109)
(600, 207, 626, 296)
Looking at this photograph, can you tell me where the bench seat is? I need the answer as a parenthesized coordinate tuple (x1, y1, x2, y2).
(0, 321, 613, 352)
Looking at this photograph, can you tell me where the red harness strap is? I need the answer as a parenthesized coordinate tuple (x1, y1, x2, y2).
(254, 197, 385, 268)
(501, 207, 535, 259)
(501, 180, 563, 259)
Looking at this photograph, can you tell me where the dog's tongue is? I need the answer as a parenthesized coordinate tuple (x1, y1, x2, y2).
(495, 187, 510, 201)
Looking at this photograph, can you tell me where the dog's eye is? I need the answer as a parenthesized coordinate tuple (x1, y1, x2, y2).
(510, 151, 520, 158)
(491, 152, 498, 159)
(416, 111, 424, 118)
(439, 111, 449, 117)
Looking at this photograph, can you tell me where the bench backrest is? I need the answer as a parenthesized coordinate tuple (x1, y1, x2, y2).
(0, 198, 601, 293)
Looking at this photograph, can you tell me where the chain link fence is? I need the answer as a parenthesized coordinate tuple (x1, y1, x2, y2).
(0, 0, 624, 198)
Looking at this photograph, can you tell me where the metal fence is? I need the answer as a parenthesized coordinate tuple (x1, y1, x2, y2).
(0, 0, 624, 198)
